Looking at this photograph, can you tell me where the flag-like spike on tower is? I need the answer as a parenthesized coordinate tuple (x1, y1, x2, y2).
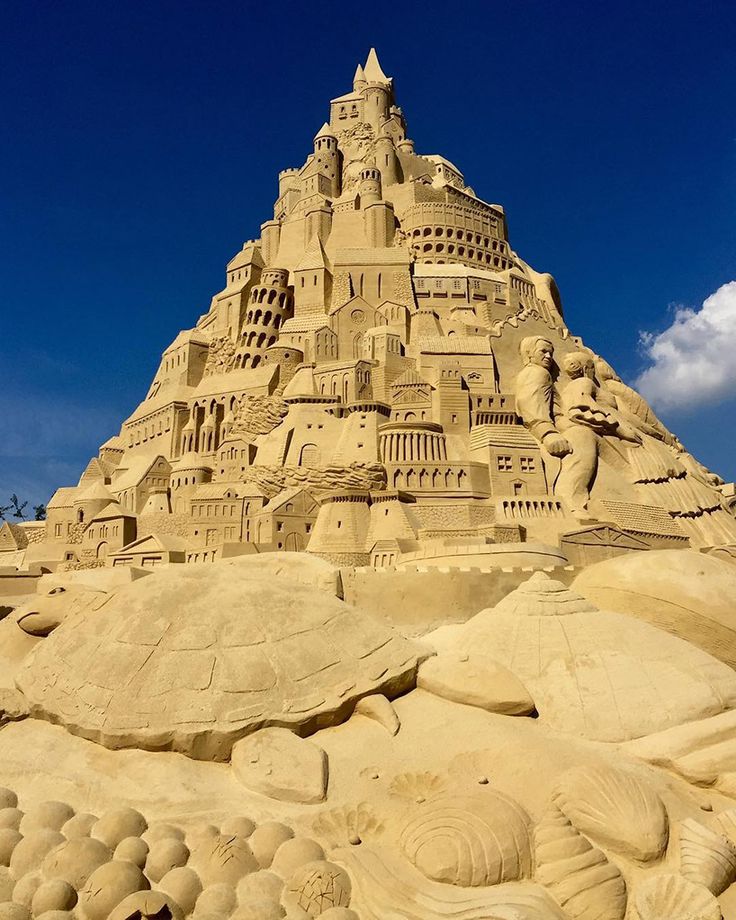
(364, 47, 391, 84)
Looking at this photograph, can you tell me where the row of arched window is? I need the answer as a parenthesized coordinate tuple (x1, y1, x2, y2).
(410, 226, 506, 249)
(241, 330, 277, 350)
(250, 287, 289, 306)
(127, 413, 170, 447)
(413, 240, 509, 268)
(500, 499, 564, 518)
(391, 467, 469, 490)
(243, 308, 284, 328)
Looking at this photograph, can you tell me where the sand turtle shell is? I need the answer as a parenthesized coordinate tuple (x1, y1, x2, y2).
(15, 557, 428, 759)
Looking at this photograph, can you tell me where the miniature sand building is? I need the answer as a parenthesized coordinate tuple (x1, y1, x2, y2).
(26, 47, 735, 573)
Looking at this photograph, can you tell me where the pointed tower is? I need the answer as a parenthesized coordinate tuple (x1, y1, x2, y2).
(234, 268, 293, 369)
(312, 122, 341, 198)
(353, 63, 367, 93)
(363, 47, 390, 84)
(375, 123, 400, 187)
(293, 236, 333, 316)
(362, 48, 393, 131)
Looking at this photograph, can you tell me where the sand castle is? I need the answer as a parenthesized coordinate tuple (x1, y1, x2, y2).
(2, 48, 736, 919)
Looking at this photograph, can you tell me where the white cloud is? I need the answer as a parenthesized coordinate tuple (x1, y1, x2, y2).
(635, 281, 736, 412)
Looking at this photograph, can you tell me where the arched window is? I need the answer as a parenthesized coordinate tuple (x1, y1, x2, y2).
(299, 443, 320, 467)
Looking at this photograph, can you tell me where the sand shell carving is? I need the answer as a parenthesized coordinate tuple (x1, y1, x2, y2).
(311, 803, 384, 848)
(389, 772, 448, 804)
(399, 790, 532, 887)
(534, 806, 627, 920)
(427, 572, 736, 743)
(634, 873, 722, 920)
(335, 842, 567, 919)
(679, 818, 736, 895)
(552, 763, 668, 861)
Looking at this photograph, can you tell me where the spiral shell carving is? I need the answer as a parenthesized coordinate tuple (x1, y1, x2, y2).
(679, 818, 736, 895)
(635, 873, 722, 920)
(552, 763, 668, 862)
(399, 791, 532, 887)
(534, 806, 627, 920)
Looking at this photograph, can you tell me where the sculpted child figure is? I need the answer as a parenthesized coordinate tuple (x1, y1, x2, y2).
(560, 351, 642, 445)
(515, 339, 644, 515)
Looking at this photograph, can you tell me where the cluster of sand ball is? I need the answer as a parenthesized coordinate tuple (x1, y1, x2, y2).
(0, 786, 358, 920)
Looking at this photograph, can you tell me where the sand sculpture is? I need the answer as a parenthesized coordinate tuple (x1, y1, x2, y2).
(3, 48, 736, 919)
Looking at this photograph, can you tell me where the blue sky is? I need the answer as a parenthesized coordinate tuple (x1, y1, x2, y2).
(2, 0, 735, 508)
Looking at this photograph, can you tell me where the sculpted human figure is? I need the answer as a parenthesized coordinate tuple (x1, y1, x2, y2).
(560, 352, 642, 445)
(515, 337, 598, 515)
(591, 354, 677, 445)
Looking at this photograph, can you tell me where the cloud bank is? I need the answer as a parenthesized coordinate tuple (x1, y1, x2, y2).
(636, 281, 736, 412)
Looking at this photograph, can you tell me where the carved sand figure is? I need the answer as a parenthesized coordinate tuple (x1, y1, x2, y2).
(13, 556, 428, 760)
(559, 351, 641, 445)
(515, 336, 601, 514)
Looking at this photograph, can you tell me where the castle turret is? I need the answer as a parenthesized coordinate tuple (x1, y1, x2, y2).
(364, 84, 390, 132)
(278, 168, 300, 198)
(375, 130, 400, 187)
(359, 166, 382, 206)
(307, 490, 372, 565)
(169, 454, 212, 513)
(235, 268, 293, 368)
(141, 486, 171, 515)
(260, 220, 281, 266)
(313, 122, 341, 197)
(359, 165, 395, 247)
(353, 63, 367, 93)
(362, 49, 392, 131)
(262, 344, 304, 391)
